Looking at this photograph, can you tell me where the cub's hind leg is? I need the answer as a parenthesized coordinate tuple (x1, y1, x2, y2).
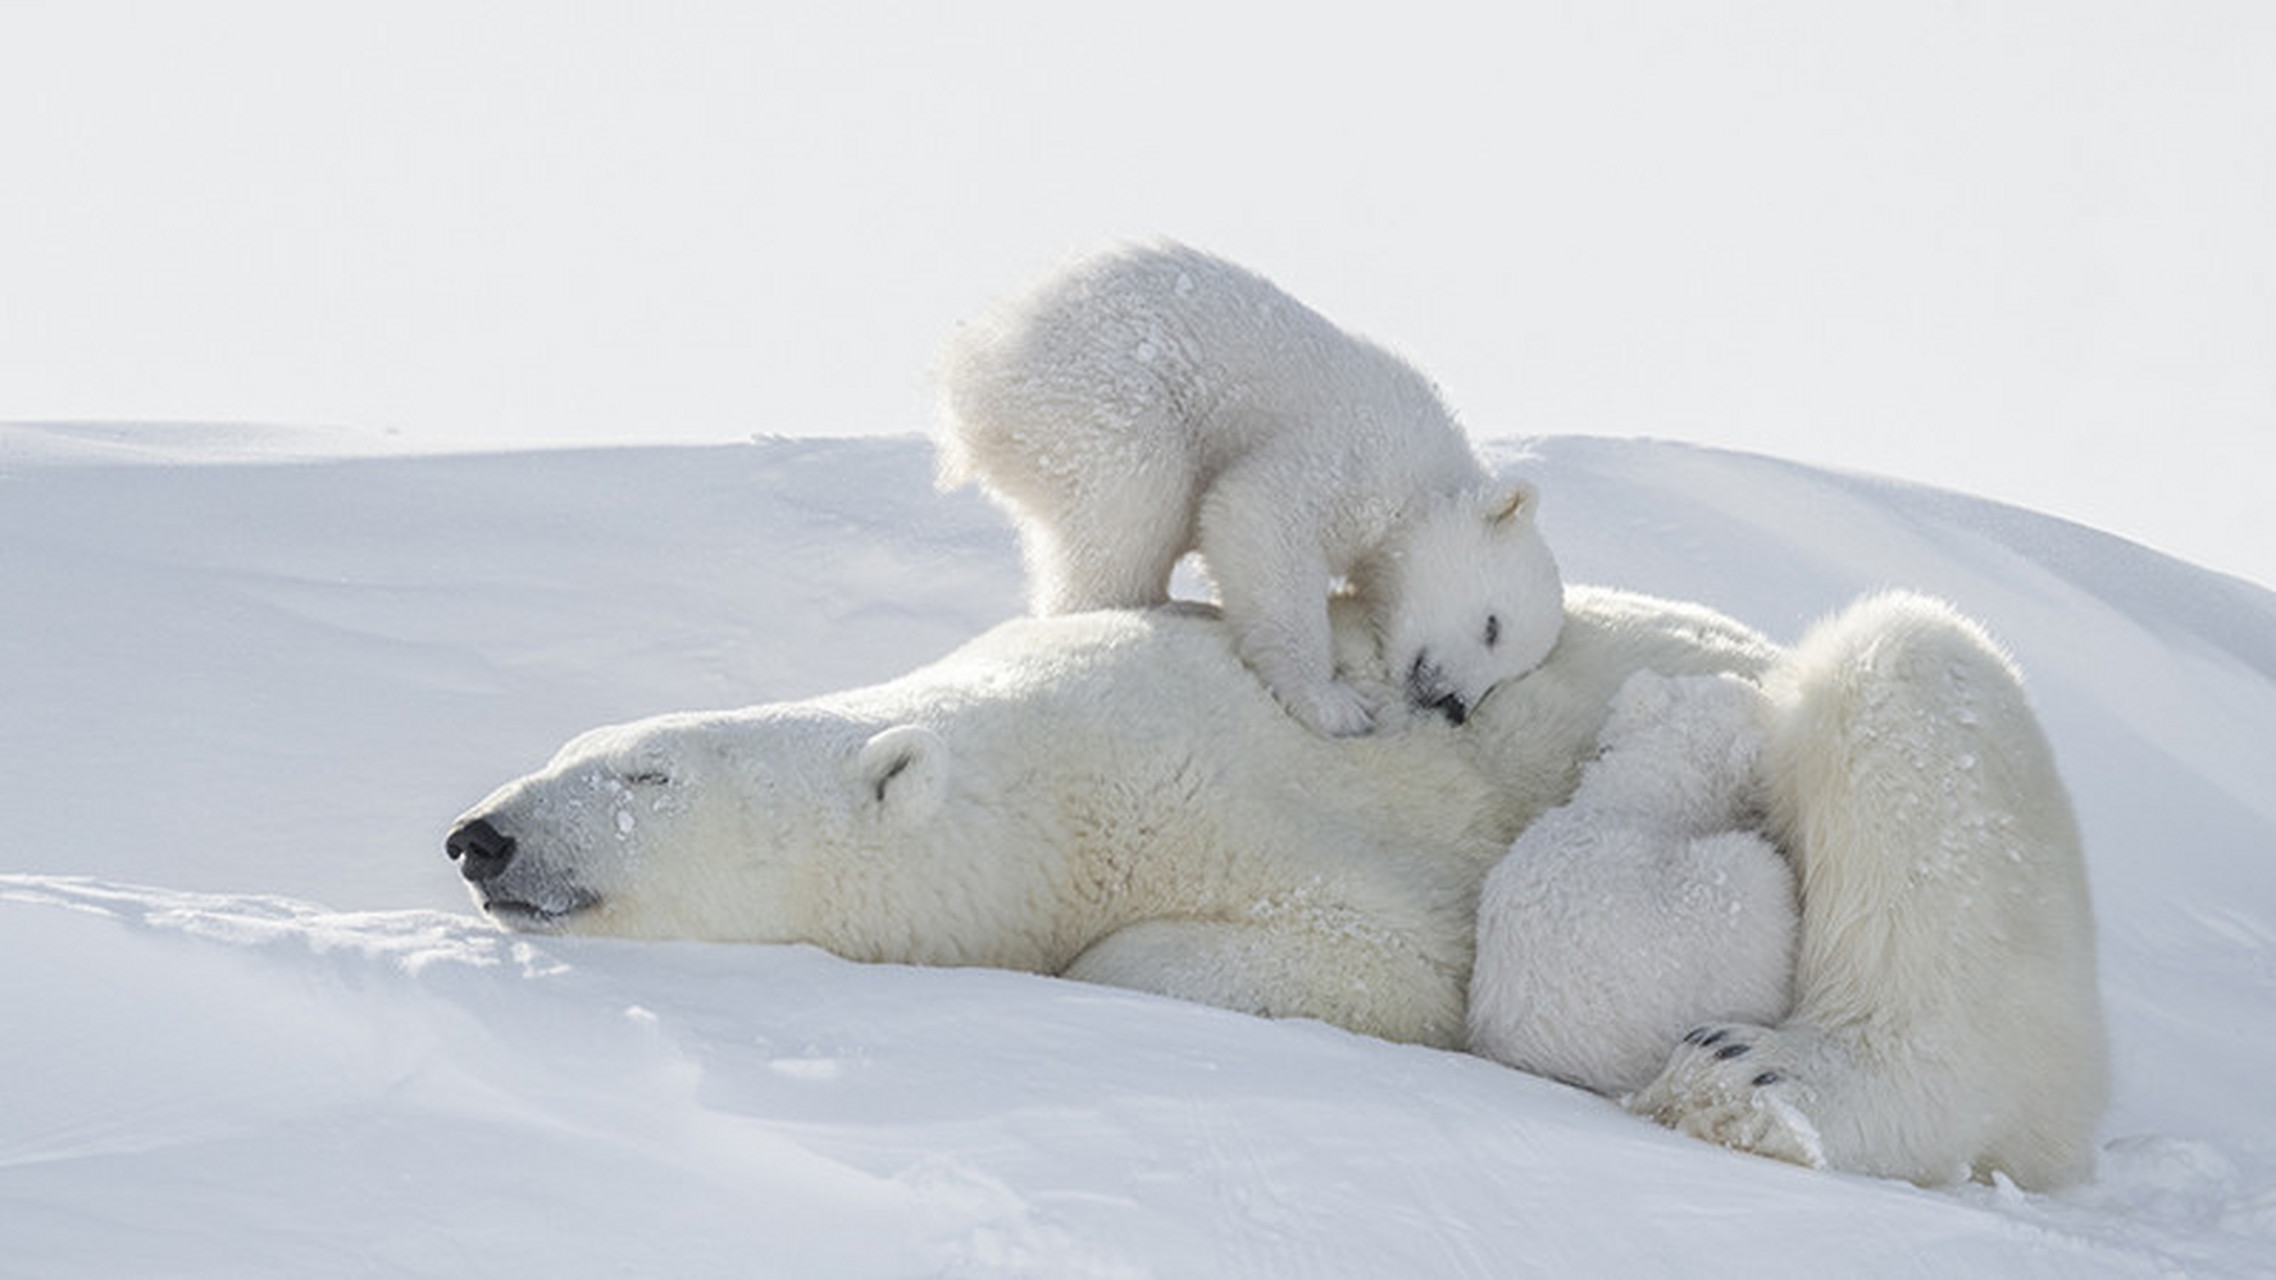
(1019, 455, 1201, 614)
(942, 376, 1202, 614)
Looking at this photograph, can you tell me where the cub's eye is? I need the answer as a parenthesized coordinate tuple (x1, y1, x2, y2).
(1484, 614, 1502, 649)
(623, 771, 672, 787)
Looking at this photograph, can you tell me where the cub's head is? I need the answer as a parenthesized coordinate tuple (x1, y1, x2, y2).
(444, 710, 947, 941)
(1373, 480, 1564, 726)
(1590, 670, 1770, 826)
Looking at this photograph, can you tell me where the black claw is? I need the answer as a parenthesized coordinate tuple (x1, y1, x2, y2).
(1752, 1071, 1785, 1087)
(1699, 1029, 1729, 1048)
(1683, 1027, 1712, 1045)
(1714, 1042, 1751, 1061)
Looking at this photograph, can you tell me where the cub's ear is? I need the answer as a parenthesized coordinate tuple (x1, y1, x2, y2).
(1486, 479, 1540, 529)
(858, 724, 949, 826)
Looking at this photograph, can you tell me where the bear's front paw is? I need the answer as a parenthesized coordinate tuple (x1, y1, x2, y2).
(1278, 678, 1380, 738)
(1627, 1024, 1825, 1170)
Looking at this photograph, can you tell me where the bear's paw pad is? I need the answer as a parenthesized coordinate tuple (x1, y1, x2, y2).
(1627, 1024, 1825, 1170)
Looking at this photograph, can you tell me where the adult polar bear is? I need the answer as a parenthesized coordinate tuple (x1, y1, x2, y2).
(447, 587, 2105, 1189)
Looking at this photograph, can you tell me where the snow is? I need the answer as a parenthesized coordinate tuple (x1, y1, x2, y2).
(4, 423, 2273, 1277)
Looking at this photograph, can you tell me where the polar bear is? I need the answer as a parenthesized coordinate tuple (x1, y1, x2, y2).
(1467, 669, 1797, 1098)
(447, 588, 1767, 1049)
(934, 241, 1563, 736)
(445, 587, 2105, 1189)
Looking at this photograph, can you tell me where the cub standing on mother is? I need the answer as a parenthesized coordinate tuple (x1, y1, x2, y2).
(933, 239, 1563, 737)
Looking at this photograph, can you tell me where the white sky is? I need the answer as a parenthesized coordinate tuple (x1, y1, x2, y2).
(5, 1, 2272, 589)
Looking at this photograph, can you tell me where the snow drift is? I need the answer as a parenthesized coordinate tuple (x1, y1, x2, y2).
(3, 425, 2272, 1277)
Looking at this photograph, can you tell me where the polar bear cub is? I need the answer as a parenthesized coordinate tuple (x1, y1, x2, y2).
(1468, 669, 1797, 1097)
(935, 240, 1563, 736)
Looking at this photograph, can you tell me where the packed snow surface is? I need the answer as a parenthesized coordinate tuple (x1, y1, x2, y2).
(4, 425, 2272, 1277)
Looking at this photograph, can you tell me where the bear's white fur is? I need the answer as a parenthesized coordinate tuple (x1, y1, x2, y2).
(1468, 670, 1797, 1098)
(934, 241, 1563, 736)
(449, 587, 2105, 1189)
(1628, 593, 2107, 1189)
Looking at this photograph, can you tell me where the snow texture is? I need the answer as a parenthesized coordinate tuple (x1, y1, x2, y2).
(3, 423, 2273, 1277)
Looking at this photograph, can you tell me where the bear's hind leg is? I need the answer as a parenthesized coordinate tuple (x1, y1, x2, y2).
(1633, 593, 2106, 1190)
(1023, 463, 1199, 614)
(1628, 1021, 1987, 1182)
(940, 345, 1201, 615)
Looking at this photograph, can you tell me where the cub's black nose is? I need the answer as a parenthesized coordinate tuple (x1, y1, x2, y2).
(446, 816, 517, 883)
(1404, 654, 1467, 725)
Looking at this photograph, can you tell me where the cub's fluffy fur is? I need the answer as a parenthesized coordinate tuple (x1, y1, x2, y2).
(1469, 670, 1796, 1096)
(936, 240, 1561, 735)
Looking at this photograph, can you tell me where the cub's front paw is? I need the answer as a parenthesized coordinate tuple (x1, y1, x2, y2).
(1628, 1024, 1825, 1170)
(1278, 678, 1380, 738)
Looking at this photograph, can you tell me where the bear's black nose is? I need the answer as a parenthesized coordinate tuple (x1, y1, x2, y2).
(446, 816, 517, 883)
(1404, 654, 1468, 726)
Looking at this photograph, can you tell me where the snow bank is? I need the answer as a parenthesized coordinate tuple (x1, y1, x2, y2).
(3, 426, 2271, 1276)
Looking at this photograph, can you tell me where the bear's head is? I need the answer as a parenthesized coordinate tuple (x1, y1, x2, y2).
(444, 709, 947, 940)
(1582, 670, 1770, 829)
(1370, 480, 1564, 726)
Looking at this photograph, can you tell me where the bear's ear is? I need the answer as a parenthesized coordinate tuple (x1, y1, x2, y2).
(857, 725, 948, 827)
(1486, 479, 1540, 530)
